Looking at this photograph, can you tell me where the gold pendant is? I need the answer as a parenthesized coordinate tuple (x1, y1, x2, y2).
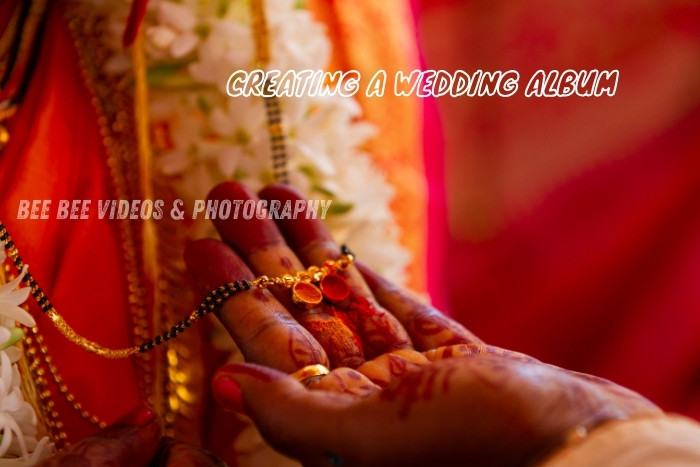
(291, 281, 323, 307)
(320, 273, 350, 302)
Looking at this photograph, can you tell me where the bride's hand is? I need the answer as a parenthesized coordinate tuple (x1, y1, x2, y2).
(184, 182, 480, 391)
(185, 182, 659, 466)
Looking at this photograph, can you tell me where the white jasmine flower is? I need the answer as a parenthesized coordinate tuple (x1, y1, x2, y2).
(170, 31, 199, 58)
(146, 1, 200, 58)
(0, 351, 51, 462)
(157, 2, 197, 32)
(189, 20, 255, 89)
(0, 248, 52, 463)
(0, 266, 35, 329)
(147, 25, 177, 50)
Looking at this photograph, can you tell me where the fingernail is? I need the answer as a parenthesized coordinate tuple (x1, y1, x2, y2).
(118, 406, 156, 427)
(214, 377, 245, 413)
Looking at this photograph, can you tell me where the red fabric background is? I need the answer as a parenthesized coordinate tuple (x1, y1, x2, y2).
(417, 0, 700, 418)
(447, 103, 700, 418)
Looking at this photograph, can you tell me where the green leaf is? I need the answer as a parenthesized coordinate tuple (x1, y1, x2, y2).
(148, 62, 185, 79)
(326, 201, 353, 216)
(148, 64, 210, 90)
(195, 23, 211, 38)
(234, 128, 251, 145)
(311, 183, 334, 197)
(0, 327, 25, 350)
(217, 0, 231, 17)
(196, 95, 212, 114)
(233, 168, 248, 180)
(298, 165, 315, 178)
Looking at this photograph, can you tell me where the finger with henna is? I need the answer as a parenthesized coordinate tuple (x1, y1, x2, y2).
(185, 238, 329, 372)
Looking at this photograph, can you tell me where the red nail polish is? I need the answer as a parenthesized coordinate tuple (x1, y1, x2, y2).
(118, 406, 156, 427)
(215, 377, 245, 413)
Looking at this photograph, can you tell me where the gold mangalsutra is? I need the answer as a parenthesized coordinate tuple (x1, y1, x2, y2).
(1, 221, 354, 359)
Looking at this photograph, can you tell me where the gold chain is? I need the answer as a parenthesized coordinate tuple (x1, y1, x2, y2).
(1, 265, 106, 450)
(64, 6, 155, 402)
(25, 329, 108, 429)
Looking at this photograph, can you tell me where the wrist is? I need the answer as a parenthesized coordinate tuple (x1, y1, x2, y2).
(532, 411, 664, 466)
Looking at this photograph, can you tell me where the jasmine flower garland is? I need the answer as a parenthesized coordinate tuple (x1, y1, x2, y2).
(0, 246, 52, 464)
(90, 0, 411, 282)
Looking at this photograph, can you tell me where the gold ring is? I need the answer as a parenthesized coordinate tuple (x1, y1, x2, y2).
(290, 364, 330, 382)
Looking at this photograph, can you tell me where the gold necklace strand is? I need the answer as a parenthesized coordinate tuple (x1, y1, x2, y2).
(24, 329, 108, 436)
(131, 20, 168, 417)
(63, 3, 196, 436)
(1, 221, 355, 358)
(250, 0, 289, 183)
(3, 5, 158, 436)
(250, 0, 270, 66)
(3, 1, 171, 440)
(64, 6, 155, 404)
(0, 267, 107, 451)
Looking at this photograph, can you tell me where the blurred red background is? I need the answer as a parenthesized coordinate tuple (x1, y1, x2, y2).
(417, 0, 700, 419)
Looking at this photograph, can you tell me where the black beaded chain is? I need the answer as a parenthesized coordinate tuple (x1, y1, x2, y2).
(0, 221, 254, 356)
(263, 79, 289, 184)
(141, 243, 355, 353)
(1, 220, 354, 358)
(0, 223, 50, 311)
(136, 279, 252, 353)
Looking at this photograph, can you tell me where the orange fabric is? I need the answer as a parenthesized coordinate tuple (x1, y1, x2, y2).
(308, 0, 427, 292)
(0, 4, 142, 442)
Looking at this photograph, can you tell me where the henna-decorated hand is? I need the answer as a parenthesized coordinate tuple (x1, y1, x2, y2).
(184, 182, 660, 466)
(184, 182, 481, 381)
(37, 406, 224, 466)
(213, 347, 659, 466)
